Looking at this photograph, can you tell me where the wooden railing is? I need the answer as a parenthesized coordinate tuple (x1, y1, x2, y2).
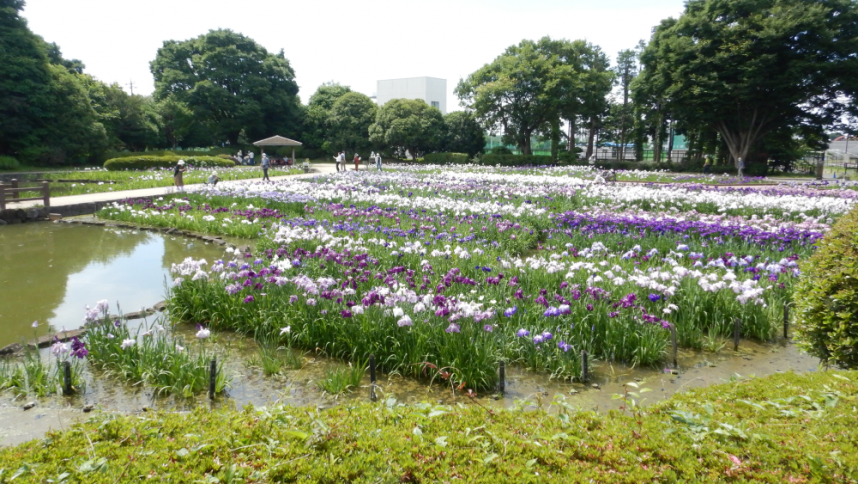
(0, 179, 50, 210)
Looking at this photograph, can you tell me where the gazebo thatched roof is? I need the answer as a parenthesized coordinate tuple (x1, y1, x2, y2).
(252, 135, 303, 147)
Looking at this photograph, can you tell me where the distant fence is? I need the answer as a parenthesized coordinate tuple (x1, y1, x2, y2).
(0, 179, 50, 210)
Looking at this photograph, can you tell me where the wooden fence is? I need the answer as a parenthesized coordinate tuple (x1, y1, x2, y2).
(0, 179, 50, 210)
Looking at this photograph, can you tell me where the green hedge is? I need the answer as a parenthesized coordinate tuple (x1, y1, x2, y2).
(423, 152, 471, 165)
(0, 371, 855, 482)
(103, 155, 237, 171)
(794, 205, 858, 369)
(481, 153, 555, 166)
(0, 156, 21, 170)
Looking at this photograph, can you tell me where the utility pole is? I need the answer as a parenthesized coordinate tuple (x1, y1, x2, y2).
(126, 80, 135, 95)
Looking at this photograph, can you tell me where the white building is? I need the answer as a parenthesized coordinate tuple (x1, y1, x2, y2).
(376, 77, 447, 115)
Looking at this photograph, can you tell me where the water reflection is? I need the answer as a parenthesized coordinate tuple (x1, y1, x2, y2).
(0, 223, 227, 348)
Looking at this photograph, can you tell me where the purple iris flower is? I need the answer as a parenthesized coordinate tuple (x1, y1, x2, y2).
(445, 323, 460, 333)
(504, 306, 518, 317)
(243, 295, 255, 303)
(516, 328, 530, 337)
(558, 341, 571, 352)
(648, 294, 661, 302)
(542, 331, 553, 341)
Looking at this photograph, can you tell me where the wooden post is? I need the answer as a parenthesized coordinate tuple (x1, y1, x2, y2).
(209, 358, 217, 400)
(0, 183, 5, 210)
(62, 361, 72, 395)
(498, 360, 505, 394)
(733, 318, 741, 352)
(581, 350, 589, 382)
(42, 181, 50, 208)
(369, 354, 377, 402)
(670, 324, 678, 369)
(783, 302, 790, 341)
(11, 179, 19, 200)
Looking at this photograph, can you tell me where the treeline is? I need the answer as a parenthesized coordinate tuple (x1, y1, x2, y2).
(3, 0, 856, 169)
(458, 0, 858, 171)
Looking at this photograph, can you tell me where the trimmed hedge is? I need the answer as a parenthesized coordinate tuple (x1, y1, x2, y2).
(481, 153, 555, 166)
(423, 152, 471, 164)
(794, 204, 858, 369)
(0, 371, 855, 482)
(103, 155, 236, 171)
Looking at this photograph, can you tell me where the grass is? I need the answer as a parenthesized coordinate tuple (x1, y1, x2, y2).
(0, 370, 854, 482)
(5, 166, 302, 198)
(0, 349, 86, 397)
(316, 358, 367, 395)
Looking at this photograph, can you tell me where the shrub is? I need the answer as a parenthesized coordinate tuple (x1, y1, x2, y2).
(103, 155, 236, 171)
(490, 145, 513, 155)
(423, 152, 470, 165)
(0, 155, 21, 170)
(481, 153, 555, 166)
(794, 205, 858, 369)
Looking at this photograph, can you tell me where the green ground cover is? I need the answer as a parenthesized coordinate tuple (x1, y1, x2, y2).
(0, 371, 854, 482)
(5, 166, 302, 198)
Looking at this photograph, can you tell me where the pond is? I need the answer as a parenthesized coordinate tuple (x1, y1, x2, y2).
(0, 222, 819, 446)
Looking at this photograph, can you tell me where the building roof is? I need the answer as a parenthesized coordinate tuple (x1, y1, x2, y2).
(252, 135, 303, 147)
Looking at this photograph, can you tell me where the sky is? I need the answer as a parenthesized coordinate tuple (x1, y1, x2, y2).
(22, 0, 686, 110)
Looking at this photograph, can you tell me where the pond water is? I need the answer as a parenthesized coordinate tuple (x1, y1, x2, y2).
(0, 223, 820, 446)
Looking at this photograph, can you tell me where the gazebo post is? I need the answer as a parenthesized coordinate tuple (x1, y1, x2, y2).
(292, 147, 295, 163)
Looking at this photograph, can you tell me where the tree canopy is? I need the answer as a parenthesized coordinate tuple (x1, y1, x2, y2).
(636, 0, 858, 166)
(442, 111, 486, 157)
(369, 99, 445, 158)
(328, 92, 377, 154)
(150, 29, 301, 145)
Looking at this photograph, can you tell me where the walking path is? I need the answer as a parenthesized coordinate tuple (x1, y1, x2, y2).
(4, 165, 338, 210)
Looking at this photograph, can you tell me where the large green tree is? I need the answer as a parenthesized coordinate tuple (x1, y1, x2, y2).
(637, 0, 858, 166)
(150, 29, 301, 145)
(442, 111, 486, 157)
(327, 92, 376, 155)
(0, 0, 108, 164)
(302, 82, 352, 153)
(369, 99, 444, 158)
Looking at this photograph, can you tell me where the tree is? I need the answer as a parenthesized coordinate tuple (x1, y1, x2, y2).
(456, 39, 577, 155)
(327, 92, 376, 154)
(638, 0, 858, 167)
(157, 97, 194, 149)
(301, 82, 352, 153)
(0, 0, 108, 164)
(442, 111, 486, 157)
(369, 99, 444, 158)
(614, 49, 638, 160)
(150, 29, 301, 145)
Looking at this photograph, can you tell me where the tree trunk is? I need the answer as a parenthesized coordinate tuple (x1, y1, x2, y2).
(619, 83, 629, 161)
(550, 119, 560, 162)
(666, 119, 674, 165)
(585, 116, 597, 159)
(566, 118, 574, 152)
(713, 108, 769, 168)
(519, 134, 532, 155)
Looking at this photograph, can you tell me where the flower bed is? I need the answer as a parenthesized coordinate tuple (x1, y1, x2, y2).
(99, 168, 851, 391)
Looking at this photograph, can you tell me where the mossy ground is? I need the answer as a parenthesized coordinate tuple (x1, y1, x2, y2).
(1, 370, 855, 483)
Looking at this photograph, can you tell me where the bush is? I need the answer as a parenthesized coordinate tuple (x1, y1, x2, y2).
(103, 155, 236, 171)
(794, 205, 858, 369)
(423, 152, 471, 165)
(489, 146, 513, 155)
(0, 156, 21, 170)
(481, 153, 555, 166)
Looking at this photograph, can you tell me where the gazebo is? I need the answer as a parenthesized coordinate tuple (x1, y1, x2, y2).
(252, 135, 303, 163)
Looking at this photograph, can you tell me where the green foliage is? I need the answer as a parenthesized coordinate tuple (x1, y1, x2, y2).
(369, 99, 444, 158)
(0, 347, 85, 397)
(150, 29, 301, 145)
(0, 155, 21, 169)
(489, 145, 513, 155)
(482, 153, 555, 166)
(327, 92, 377, 154)
(795, 205, 858, 369)
(637, 0, 858, 165)
(0, 371, 855, 482)
(316, 359, 366, 395)
(442, 111, 486, 157)
(422, 152, 471, 165)
(103, 155, 235, 171)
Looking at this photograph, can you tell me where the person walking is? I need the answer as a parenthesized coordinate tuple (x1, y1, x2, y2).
(737, 157, 746, 178)
(703, 155, 712, 174)
(334, 151, 342, 172)
(248, 150, 255, 166)
(261, 153, 271, 181)
(354, 152, 361, 171)
(173, 159, 187, 191)
(375, 151, 382, 171)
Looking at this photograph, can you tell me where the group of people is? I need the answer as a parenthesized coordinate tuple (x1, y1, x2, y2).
(333, 151, 382, 172)
(172, 159, 222, 191)
(235, 150, 292, 167)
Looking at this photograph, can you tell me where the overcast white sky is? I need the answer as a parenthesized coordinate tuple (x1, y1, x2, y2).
(22, 0, 685, 110)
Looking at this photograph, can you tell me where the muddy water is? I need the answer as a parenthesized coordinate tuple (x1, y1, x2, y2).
(0, 222, 228, 348)
(0, 223, 820, 447)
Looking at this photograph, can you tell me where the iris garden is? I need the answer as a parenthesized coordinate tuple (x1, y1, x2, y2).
(89, 165, 847, 393)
